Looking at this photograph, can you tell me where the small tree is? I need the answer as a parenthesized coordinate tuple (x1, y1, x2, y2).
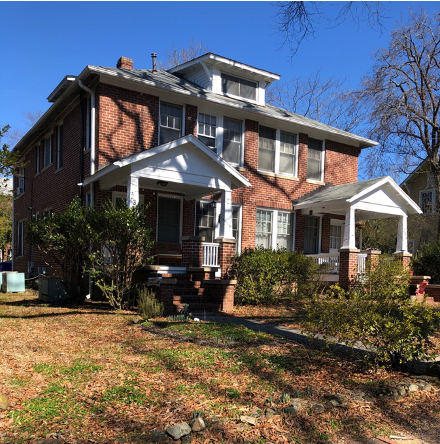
(0, 193, 13, 260)
(87, 199, 153, 309)
(28, 196, 91, 302)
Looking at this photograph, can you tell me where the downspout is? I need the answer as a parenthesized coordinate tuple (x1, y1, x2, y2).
(78, 80, 96, 299)
(78, 80, 96, 176)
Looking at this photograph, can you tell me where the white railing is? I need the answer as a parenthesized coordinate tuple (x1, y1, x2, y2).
(308, 253, 339, 274)
(357, 253, 367, 274)
(202, 242, 219, 267)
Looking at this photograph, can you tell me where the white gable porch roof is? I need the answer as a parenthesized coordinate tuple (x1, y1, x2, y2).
(81, 134, 251, 198)
(293, 176, 422, 219)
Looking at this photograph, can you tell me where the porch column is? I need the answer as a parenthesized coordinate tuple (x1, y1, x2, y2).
(218, 189, 233, 239)
(342, 207, 356, 249)
(395, 214, 408, 253)
(126, 175, 139, 208)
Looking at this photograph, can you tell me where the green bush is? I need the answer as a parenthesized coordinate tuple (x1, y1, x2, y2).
(305, 257, 440, 367)
(412, 241, 440, 284)
(229, 248, 318, 305)
(137, 287, 164, 320)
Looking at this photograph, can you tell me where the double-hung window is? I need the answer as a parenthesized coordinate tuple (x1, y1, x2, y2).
(35, 145, 40, 173)
(307, 138, 324, 181)
(304, 215, 320, 254)
(198, 113, 217, 151)
(17, 167, 25, 195)
(223, 117, 242, 165)
(222, 73, 257, 101)
(330, 223, 342, 251)
(258, 126, 276, 172)
(57, 125, 63, 169)
(256, 209, 294, 251)
(420, 190, 435, 214)
(196, 201, 216, 243)
(280, 131, 297, 176)
(43, 135, 52, 168)
(160, 102, 182, 144)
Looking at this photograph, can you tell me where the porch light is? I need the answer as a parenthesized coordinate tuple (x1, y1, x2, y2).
(156, 180, 168, 187)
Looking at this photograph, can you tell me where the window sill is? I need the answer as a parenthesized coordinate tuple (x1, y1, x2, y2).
(306, 179, 325, 185)
(259, 170, 299, 181)
(84, 149, 91, 154)
(35, 172, 40, 177)
(40, 164, 53, 173)
(54, 167, 63, 174)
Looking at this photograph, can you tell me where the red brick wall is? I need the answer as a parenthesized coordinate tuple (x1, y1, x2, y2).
(14, 103, 84, 273)
(185, 104, 198, 136)
(96, 83, 159, 169)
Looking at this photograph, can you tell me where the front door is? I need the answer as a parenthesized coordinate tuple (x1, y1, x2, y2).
(157, 197, 181, 243)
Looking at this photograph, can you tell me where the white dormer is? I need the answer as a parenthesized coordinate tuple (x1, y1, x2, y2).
(168, 53, 280, 106)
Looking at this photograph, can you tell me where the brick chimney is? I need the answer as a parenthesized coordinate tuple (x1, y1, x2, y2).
(117, 56, 133, 69)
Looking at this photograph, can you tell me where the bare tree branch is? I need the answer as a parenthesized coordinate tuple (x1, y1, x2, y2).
(158, 39, 209, 70)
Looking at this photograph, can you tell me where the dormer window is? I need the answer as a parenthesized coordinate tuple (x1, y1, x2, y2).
(222, 73, 257, 101)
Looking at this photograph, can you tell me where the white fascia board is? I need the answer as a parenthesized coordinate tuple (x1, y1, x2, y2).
(81, 164, 119, 187)
(347, 176, 422, 214)
(92, 67, 377, 149)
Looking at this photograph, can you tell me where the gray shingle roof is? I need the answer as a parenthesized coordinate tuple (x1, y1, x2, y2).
(293, 177, 387, 206)
(89, 66, 377, 148)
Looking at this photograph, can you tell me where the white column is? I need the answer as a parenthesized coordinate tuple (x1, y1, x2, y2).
(218, 189, 233, 239)
(341, 207, 356, 249)
(126, 175, 139, 208)
(396, 214, 408, 252)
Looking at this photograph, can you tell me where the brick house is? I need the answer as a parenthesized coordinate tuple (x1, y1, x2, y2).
(12, 53, 421, 310)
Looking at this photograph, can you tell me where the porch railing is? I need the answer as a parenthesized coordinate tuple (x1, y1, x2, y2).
(202, 242, 219, 267)
(308, 253, 339, 274)
(357, 253, 367, 274)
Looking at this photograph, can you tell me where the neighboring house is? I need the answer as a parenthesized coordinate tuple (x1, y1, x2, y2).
(401, 160, 439, 253)
(12, 53, 421, 307)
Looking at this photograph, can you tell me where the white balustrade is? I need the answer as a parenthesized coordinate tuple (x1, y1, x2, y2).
(202, 242, 219, 267)
(307, 253, 340, 274)
(357, 253, 367, 274)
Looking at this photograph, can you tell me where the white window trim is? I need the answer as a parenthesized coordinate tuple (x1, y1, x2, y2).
(306, 138, 325, 183)
(197, 111, 218, 152)
(222, 116, 244, 167)
(220, 71, 259, 104)
(158, 102, 185, 146)
(419, 188, 436, 214)
(256, 207, 295, 251)
(156, 193, 184, 244)
(329, 219, 344, 253)
(258, 128, 299, 177)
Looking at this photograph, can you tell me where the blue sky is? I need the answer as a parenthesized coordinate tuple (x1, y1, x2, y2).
(1, 1, 438, 177)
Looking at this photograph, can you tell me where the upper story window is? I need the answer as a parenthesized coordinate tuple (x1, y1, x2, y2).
(280, 131, 297, 176)
(222, 73, 257, 101)
(16, 167, 25, 195)
(258, 126, 276, 173)
(35, 145, 40, 174)
(43, 135, 52, 168)
(85, 96, 91, 151)
(420, 190, 435, 214)
(160, 102, 183, 145)
(198, 113, 217, 151)
(223, 117, 242, 165)
(57, 125, 64, 169)
(307, 138, 324, 182)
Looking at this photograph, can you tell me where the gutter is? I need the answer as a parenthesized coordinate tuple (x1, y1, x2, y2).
(78, 80, 96, 176)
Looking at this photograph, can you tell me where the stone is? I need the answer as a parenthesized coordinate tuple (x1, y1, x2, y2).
(181, 435, 193, 444)
(283, 399, 306, 415)
(0, 394, 9, 410)
(166, 423, 191, 440)
(390, 389, 404, 401)
(407, 383, 419, 393)
(324, 393, 348, 407)
(326, 399, 340, 409)
(396, 385, 407, 396)
(417, 381, 433, 391)
(31, 440, 63, 444)
(190, 417, 205, 432)
(147, 430, 173, 443)
(311, 402, 325, 413)
(265, 408, 276, 419)
(240, 415, 257, 425)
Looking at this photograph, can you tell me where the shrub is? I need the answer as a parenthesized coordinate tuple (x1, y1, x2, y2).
(229, 248, 318, 305)
(305, 257, 440, 367)
(412, 241, 440, 284)
(137, 287, 164, 320)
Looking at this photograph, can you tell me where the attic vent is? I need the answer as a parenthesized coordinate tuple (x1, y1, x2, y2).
(117, 56, 133, 70)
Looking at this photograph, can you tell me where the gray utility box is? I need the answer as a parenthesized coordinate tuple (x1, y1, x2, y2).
(38, 277, 69, 303)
